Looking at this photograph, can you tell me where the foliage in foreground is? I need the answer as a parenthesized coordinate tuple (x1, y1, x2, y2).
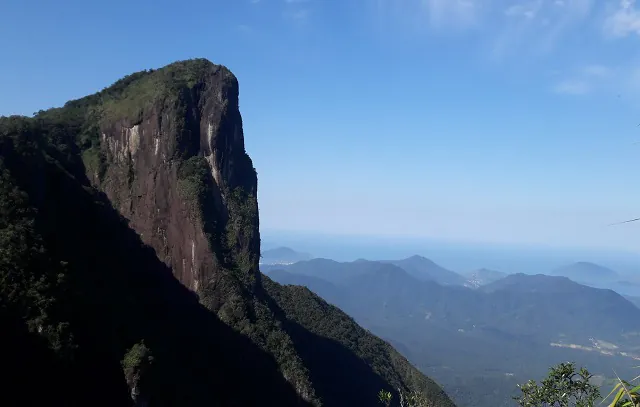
(378, 388, 436, 407)
(602, 370, 640, 407)
(514, 362, 639, 407)
(514, 362, 600, 407)
(122, 341, 154, 402)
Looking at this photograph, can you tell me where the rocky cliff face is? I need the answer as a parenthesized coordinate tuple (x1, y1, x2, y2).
(92, 61, 258, 296)
(0, 59, 456, 407)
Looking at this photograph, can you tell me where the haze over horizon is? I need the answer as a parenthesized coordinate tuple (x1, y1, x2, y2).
(4, 0, 640, 251)
(260, 228, 640, 277)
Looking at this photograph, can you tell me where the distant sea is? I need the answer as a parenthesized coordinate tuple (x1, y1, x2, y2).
(261, 229, 640, 278)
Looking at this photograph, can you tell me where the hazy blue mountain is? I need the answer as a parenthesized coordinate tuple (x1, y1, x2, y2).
(481, 273, 589, 293)
(463, 268, 508, 288)
(281, 258, 406, 285)
(381, 255, 467, 285)
(261, 229, 640, 276)
(266, 269, 343, 305)
(260, 246, 312, 265)
(478, 274, 640, 342)
(551, 262, 619, 285)
(569, 277, 640, 298)
(268, 259, 640, 407)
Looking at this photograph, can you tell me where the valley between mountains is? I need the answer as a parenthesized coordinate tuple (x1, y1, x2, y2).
(263, 249, 640, 407)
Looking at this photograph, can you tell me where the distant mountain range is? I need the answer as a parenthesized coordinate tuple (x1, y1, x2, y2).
(549, 262, 640, 297)
(552, 261, 620, 284)
(381, 255, 468, 285)
(266, 255, 640, 407)
(260, 247, 312, 266)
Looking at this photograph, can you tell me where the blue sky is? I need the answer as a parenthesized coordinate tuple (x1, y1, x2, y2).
(4, 0, 640, 251)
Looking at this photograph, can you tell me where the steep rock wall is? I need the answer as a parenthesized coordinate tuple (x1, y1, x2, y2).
(92, 63, 259, 296)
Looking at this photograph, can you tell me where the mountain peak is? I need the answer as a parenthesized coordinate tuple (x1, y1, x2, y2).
(2, 59, 453, 407)
(31, 57, 256, 295)
(481, 273, 582, 294)
(384, 256, 466, 286)
(477, 268, 501, 273)
(552, 262, 619, 284)
(405, 255, 440, 265)
(264, 246, 297, 255)
(407, 254, 428, 261)
(260, 247, 312, 265)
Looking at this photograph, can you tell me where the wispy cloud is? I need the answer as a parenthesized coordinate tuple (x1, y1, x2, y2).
(373, 0, 483, 32)
(553, 79, 591, 95)
(366, 0, 640, 102)
(604, 0, 640, 37)
(504, 0, 543, 19)
(375, 0, 594, 34)
(283, 8, 312, 23)
(551, 63, 622, 96)
(372, 0, 599, 62)
(424, 0, 481, 29)
(491, 0, 595, 60)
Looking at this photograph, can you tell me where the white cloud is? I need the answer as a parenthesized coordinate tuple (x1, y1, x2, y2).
(424, 0, 480, 29)
(364, 0, 639, 103)
(374, 0, 595, 35)
(604, 0, 640, 37)
(501, 0, 592, 21)
(374, 0, 596, 37)
(373, 0, 483, 32)
(553, 79, 591, 94)
(490, 0, 594, 60)
(504, 0, 543, 19)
